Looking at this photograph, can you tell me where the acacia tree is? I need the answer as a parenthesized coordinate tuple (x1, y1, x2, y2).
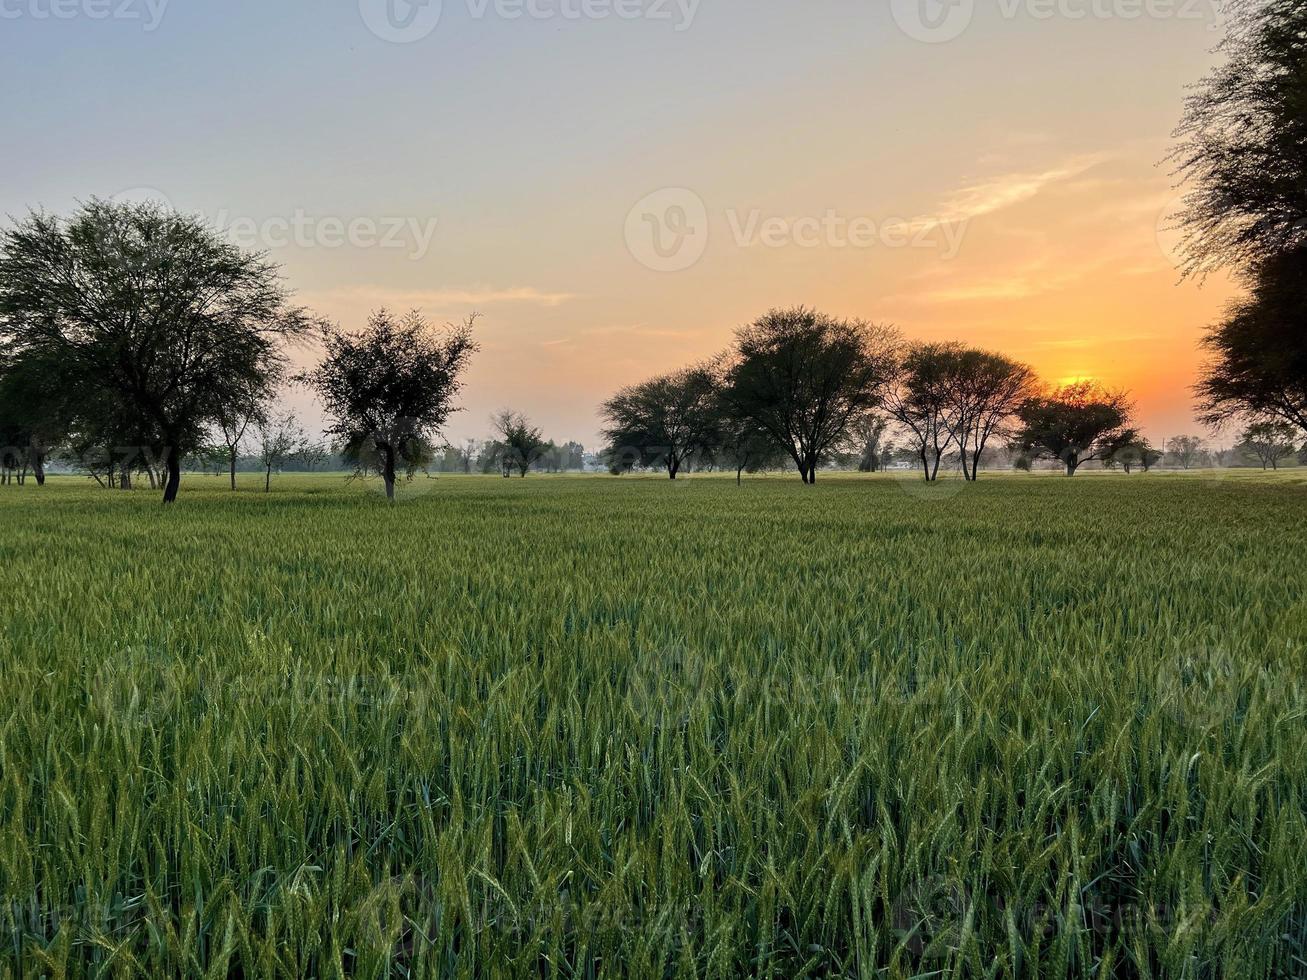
(1240, 420, 1299, 470)
(946, 349, 1039, 481)
(1103, 433, 1163, 475)
(300, 309, 478, 500)
(1196, 247, 1307, 433)
(1171, 3, 1307, 433)
(256, 411, 307, 492)
(600, 366, 720, 479)
(1014, 382, 1136, 476)
(850, 415, 889, 473)
(1168, 0, 1307, 279)
(883, 342, 961, 482)
(723, 308, 898, 484)
(1166, 435, 1208, 470)
(0, 347, 72, 486)
(0, 201, 314, 503)
(490, 410, 549, 477)
(713, 395, 786, 485)
(215, 382, 267, 491)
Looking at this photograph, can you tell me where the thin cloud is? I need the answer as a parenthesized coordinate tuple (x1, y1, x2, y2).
(303, 285, 576, 309)
(913, 154, 1110, 233)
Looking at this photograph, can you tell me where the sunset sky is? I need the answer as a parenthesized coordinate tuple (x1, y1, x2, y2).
(2, 0, 1240, 448)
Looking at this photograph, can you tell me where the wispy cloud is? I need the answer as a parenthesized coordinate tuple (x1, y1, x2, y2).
(303, 285, 576, 309)
(929, 154, 1109, 226)
(581, 324, 700, 340)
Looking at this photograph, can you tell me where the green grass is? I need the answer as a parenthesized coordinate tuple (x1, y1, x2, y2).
(1, 473, 1304, 978)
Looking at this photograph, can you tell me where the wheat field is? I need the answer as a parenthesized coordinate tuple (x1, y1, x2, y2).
(1, 473, 1304, 977)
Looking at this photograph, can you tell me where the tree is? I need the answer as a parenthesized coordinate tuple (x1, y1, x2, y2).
(1195, 248, 1307, 433)
(1172, 4, 1307, 435)
(0, 201, 314, 503)
(215, 383, 267, 491)
(299, 309, 478, 501)
(1166, 435, 1208, 470)
(946, 349, 1039, 481)
(297, 442, 329, 472)
(1240, 420, 1299, 469)
(1104, 434, 1163, 475)
(490, 410, 549, 478)
(884, 342, 961, 482)
(723, 308, 898, 484)
(256, 411, 306, 492)
(600, 366, 720, 480)
(851, 415, 889, 473)
(1014, 382, 1135, 476)
(563, 441, 585, 472)
(714, 399, 787, 485)
(0, 347, 72, 486)
(1168, 1, 1307, 279)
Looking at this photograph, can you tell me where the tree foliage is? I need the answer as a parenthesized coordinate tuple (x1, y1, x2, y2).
(723, 308, 898, 484)
(1015, 382, 1136, 476)
(0, 200, 313, 502)
(1169, 0, 1307, 278)
(1239, 419, 1300, 469)
(299, 309, 478, 500)
(490, 410, 550, 478)
(601, 366, 720, 479)
(1195, 247, 1307, 432)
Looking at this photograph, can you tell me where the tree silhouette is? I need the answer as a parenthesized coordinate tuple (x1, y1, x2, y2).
(0, 201, 314, 502)
(300, 310, 478, 501)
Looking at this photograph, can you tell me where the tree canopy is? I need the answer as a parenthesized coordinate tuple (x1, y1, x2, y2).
(600, 366, 720, 480)
(299, 309, 478, 500)
(723, 308, 899, 484)
(0, 200, 313, 502)
(1015, 382, 1137, 476)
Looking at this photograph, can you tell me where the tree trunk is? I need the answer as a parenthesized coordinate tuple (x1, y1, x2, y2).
(265, 465, 272, 493)
(1065, 459, 1079, 477)
(33, 452, 45, 486)
(383, 446, 397, 501)
(120, 468, 132, 491)
(230, 450, 238, 490)
(163, 448, 182, 504)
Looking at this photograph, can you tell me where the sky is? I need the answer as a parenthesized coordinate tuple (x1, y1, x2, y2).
(0, 0, 1241, 449)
